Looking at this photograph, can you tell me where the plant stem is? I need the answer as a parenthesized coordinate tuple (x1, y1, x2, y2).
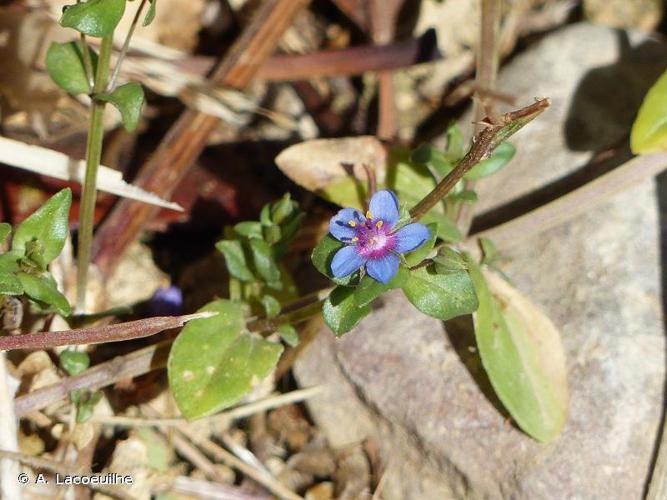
(79, 34, 95, 90)
(106, 0, 149, 92)
(76, 35, 114, 312)
(457, 0, 502, 235)
(247, 300, 323, 333)
(409, 99, 549, 221)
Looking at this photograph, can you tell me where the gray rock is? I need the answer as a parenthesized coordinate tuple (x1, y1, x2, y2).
(295, 23, 666, 500)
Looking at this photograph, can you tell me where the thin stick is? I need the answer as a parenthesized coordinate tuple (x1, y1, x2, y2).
(14, 341, 172, 416)
(0, 312, 215, 351)
(106, 0, 149, 92)
(165, 430, 228, 482)
(0, 354, 20, 500)
(0, 449, 134, 500)
(170, 475, 271, 500)
(409, 99, 549, 221)
(183, 431, 303, 500)
(457, 0, 502, 236)
(469, 153, 667, 247)
(80, 386, 323, 427)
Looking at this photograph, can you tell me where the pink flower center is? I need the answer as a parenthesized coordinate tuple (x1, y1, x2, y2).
(354, 220, 396, 258)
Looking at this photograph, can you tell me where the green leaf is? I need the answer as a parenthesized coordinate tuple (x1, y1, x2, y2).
(0, 252, 20, 273)
(249, 239, 280, 283)
(401, 264, 478, 321)
(0, 272, 23, 296)
(631, 70, 667, 154)
(234, 221, 263, 239)
(0, 223, 11, 244)
(261, 295, 281, 318)
(311, 235, 358, 286)
(60, 0, 126, 37)
(17, 272, 71, 316)
(420, 210, 463, 242)
(448, 189, 478, 203)
(410, 144, 452, 177)
(353, 268, 406, 307)
(466, 257, 568, 442)
(168, 299, 283, 419)
(445, 123, 465, 162)
(143, 0, 157, 26)
(404, 223, 437, 266)
(216, 240, 254, 282)
(60, 351, 90, 376)
(97, 83, 144, 132)
(322, 286, 371, 336)
(276, 324, 299, 347)
(46, 41, 97, 95)
(432, 247, 468, 273)
(464, 141, 516, 180)
(13, 188, 71, 266)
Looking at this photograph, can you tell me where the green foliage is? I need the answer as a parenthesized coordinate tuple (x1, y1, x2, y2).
(401, 263, 478, 321)
(353, 268, 406, 307)
(0, 223, 10, 244)
(60, 350, 90, 376)
(71, 389, 102, 423)
(464, 141, 516, 180)
(631, 69, 667, 154)
(311, 234, 358, 286)
(216, 240, 254, 282)
(467, 256, 568, 442)
(0, 189, 72, 316)
(276, 324, 299, 346)
(60, 0, 126, 37)
(13, 189, 72, 267)
(143, 0, 157, 26)
(17, 273, 71, 316)
(168, 300, 283, 419)
(46, 42, 97, 95)
(0, 272, 22, 296)
(97, 83, 144, 131)
(322, 286, 371, 336)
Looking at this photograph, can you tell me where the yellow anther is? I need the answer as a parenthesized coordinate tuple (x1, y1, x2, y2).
(352, 237, 359, 242)
(348, 220, 356, 227)
(366, 210, 373, 219)
(376, 220, 383, 229)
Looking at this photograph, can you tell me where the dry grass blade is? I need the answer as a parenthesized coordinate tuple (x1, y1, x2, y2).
(0, 137, 183, 211)
(470, 153, 667, 247)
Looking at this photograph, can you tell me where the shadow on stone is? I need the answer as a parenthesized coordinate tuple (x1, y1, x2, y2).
(443, 314, 510, 421)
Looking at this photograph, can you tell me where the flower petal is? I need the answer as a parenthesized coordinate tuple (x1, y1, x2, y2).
(366, 253, 400, 284)
(329, 208, 365, 241)
(395, 223, 431, 253)
(331, 245, 367, 278)
(369, 190, 400, 227)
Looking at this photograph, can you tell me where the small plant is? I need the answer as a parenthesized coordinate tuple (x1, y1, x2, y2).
(0, 189, 72, 317)
(45, 0, 155, 311)
(166, 100, 567, 442)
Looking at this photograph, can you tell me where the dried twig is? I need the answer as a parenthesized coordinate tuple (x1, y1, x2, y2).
(14, 341, 171, 416)
(92, 0, 311, 276)
(457, 0, 502, 235)
(410, 99, 550, 220)
(169, 475, 271, 500)
(0, 312, 215, 351)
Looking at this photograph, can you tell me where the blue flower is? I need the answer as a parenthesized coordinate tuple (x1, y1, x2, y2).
(328, 190, 431, 284)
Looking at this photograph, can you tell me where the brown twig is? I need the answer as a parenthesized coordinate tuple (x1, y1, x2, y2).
(409, 99, 550, 220)
(92, 0, 311, 276)
(0, 312, 215, 351)
(14, 341, 172, 416)
(457, 0, 502, 236)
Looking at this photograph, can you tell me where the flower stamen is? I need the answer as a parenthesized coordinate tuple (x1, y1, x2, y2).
(375, 220, 383, 229)
(366, 210, 373, 220)
(348, 220, 356, 227)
